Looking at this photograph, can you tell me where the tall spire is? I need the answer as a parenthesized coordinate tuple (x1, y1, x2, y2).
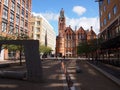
(60, 8, 64, 18)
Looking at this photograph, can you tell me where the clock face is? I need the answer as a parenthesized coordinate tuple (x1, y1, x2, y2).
(60, 19, 63, 23)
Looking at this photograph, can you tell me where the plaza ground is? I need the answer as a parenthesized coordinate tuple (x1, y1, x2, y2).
(0, 59, 120, 90)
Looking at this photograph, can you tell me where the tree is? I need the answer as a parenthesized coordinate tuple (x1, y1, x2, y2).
(0, 33, 29, 65)
(77, 42, 90, 58)
(39, 45, 52, 58)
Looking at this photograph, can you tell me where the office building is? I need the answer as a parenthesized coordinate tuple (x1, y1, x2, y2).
(30, 14, 56, 55)
(0, 0, 32, 60)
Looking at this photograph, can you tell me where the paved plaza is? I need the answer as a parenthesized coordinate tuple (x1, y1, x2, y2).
(0, 59, 120, 90)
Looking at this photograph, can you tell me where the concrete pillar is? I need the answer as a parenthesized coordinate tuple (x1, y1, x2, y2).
(24, 41, 43, 82)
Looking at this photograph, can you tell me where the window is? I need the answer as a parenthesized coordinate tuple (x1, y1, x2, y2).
(113, 5, 117, 15)
(100, 22, 103, 27)
(9, 25, 14, 34)
(20, 27, 23, 35)
(20, 18, 24, 27)
(104, 6, 106, 12)
(25, 29, 28, 34)
(82, 34, 85, 39)
(99, 1, 103, 7)
(108, 12, 111, 20)
(10, 12, 14, 22)
(100, 11, 102, 16)
(4, 0, 8, 7)
(26, 0, 29, 9)
(17, 0, 20, 4)
(79, 34, 82, 39)
(104, 18, 106, 25)
(37, 28, 40, 32)
(107, 0, 110, 4)
(11, 1, 15, 11)
(37, 21, 40, 25)
(32, 26, 34, 31)
(16, 16, 19, 25)
(8, 51, 16, 58)
(15, 26, 19, 33)
(2, 22, 7, 32)
(22, 0, 25, 7)
(25, 20, 28, 27)
(16, 5, 20, 14)
(2, 8, 8, 19)
(26, 11, 28, 18)
(21, 8, 24, 16)
(36, 34, 40, 39)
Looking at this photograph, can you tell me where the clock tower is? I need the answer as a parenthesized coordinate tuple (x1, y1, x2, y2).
(56, 8, 66, 57)
(58, 8, 66, 37)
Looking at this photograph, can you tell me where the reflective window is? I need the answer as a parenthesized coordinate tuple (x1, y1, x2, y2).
(104, 6, 106, 12)
(113, 5, 117, 15)
(16, 5, 20, 14)
(26, 11, 28, 18)
(11, 1, 15, 11)
(104, 18, 106, 25)
(10, 12, 14, 22)
(107, 0, 110, 4)
(22, 0, 25, 7)
(21, 8, 24, 16)
(2, 22, 7, 32)
(2, 8, 8, 19)
(17, 0, 20, 4)
(108, 12, 111, 20)
(20, 18, 24, 27)
(9, 25, 14, 34)
(4, 0, 8, 7)
(16, 16, 19, 25)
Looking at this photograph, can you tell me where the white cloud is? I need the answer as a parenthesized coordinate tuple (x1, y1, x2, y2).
(32, 12, 59, 21)
(72, 6, 86, 16)
(66, 17, 100, 34)
(32, 12, 100, 34)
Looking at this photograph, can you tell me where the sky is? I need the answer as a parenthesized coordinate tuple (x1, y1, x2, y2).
(32, 0, 100, 35)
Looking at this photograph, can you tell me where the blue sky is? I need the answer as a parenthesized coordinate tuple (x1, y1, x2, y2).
(32, 0, 100, 35)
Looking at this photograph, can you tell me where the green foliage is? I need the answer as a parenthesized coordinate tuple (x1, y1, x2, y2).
(39, 45, 52, 54)
(77, 42, 90, 54)
(77, 38, 103, 56)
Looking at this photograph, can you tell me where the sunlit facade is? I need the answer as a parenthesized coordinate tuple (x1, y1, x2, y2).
(0, 0, 32, 60)
(56, 9, 97, 57)
(30, 14, 56, 54)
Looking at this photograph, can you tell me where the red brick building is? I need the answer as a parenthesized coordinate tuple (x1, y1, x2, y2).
(56, 8, 97, 57)
(0, 0, 32, 60)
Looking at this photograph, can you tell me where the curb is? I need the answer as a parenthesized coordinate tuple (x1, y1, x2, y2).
(87, 62, 120, 86)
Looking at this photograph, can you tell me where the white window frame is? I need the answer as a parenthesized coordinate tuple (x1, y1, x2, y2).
(17, 0, 20, 4)
(16, 5, 20, 14)
(20, 18, 24, 27)
(10, 13, 14, 22)
(16, 16, 19, 25)
(4, 0, 9, 7)
(21, 7, 24, 16)
(11, 1, 15, 11)
(2, 22, 7, 32)
(113, 5, 117, 15)
(22, 0, 25, 7)
(8, 25, 14, 34)
(2, 8, 8, 19)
